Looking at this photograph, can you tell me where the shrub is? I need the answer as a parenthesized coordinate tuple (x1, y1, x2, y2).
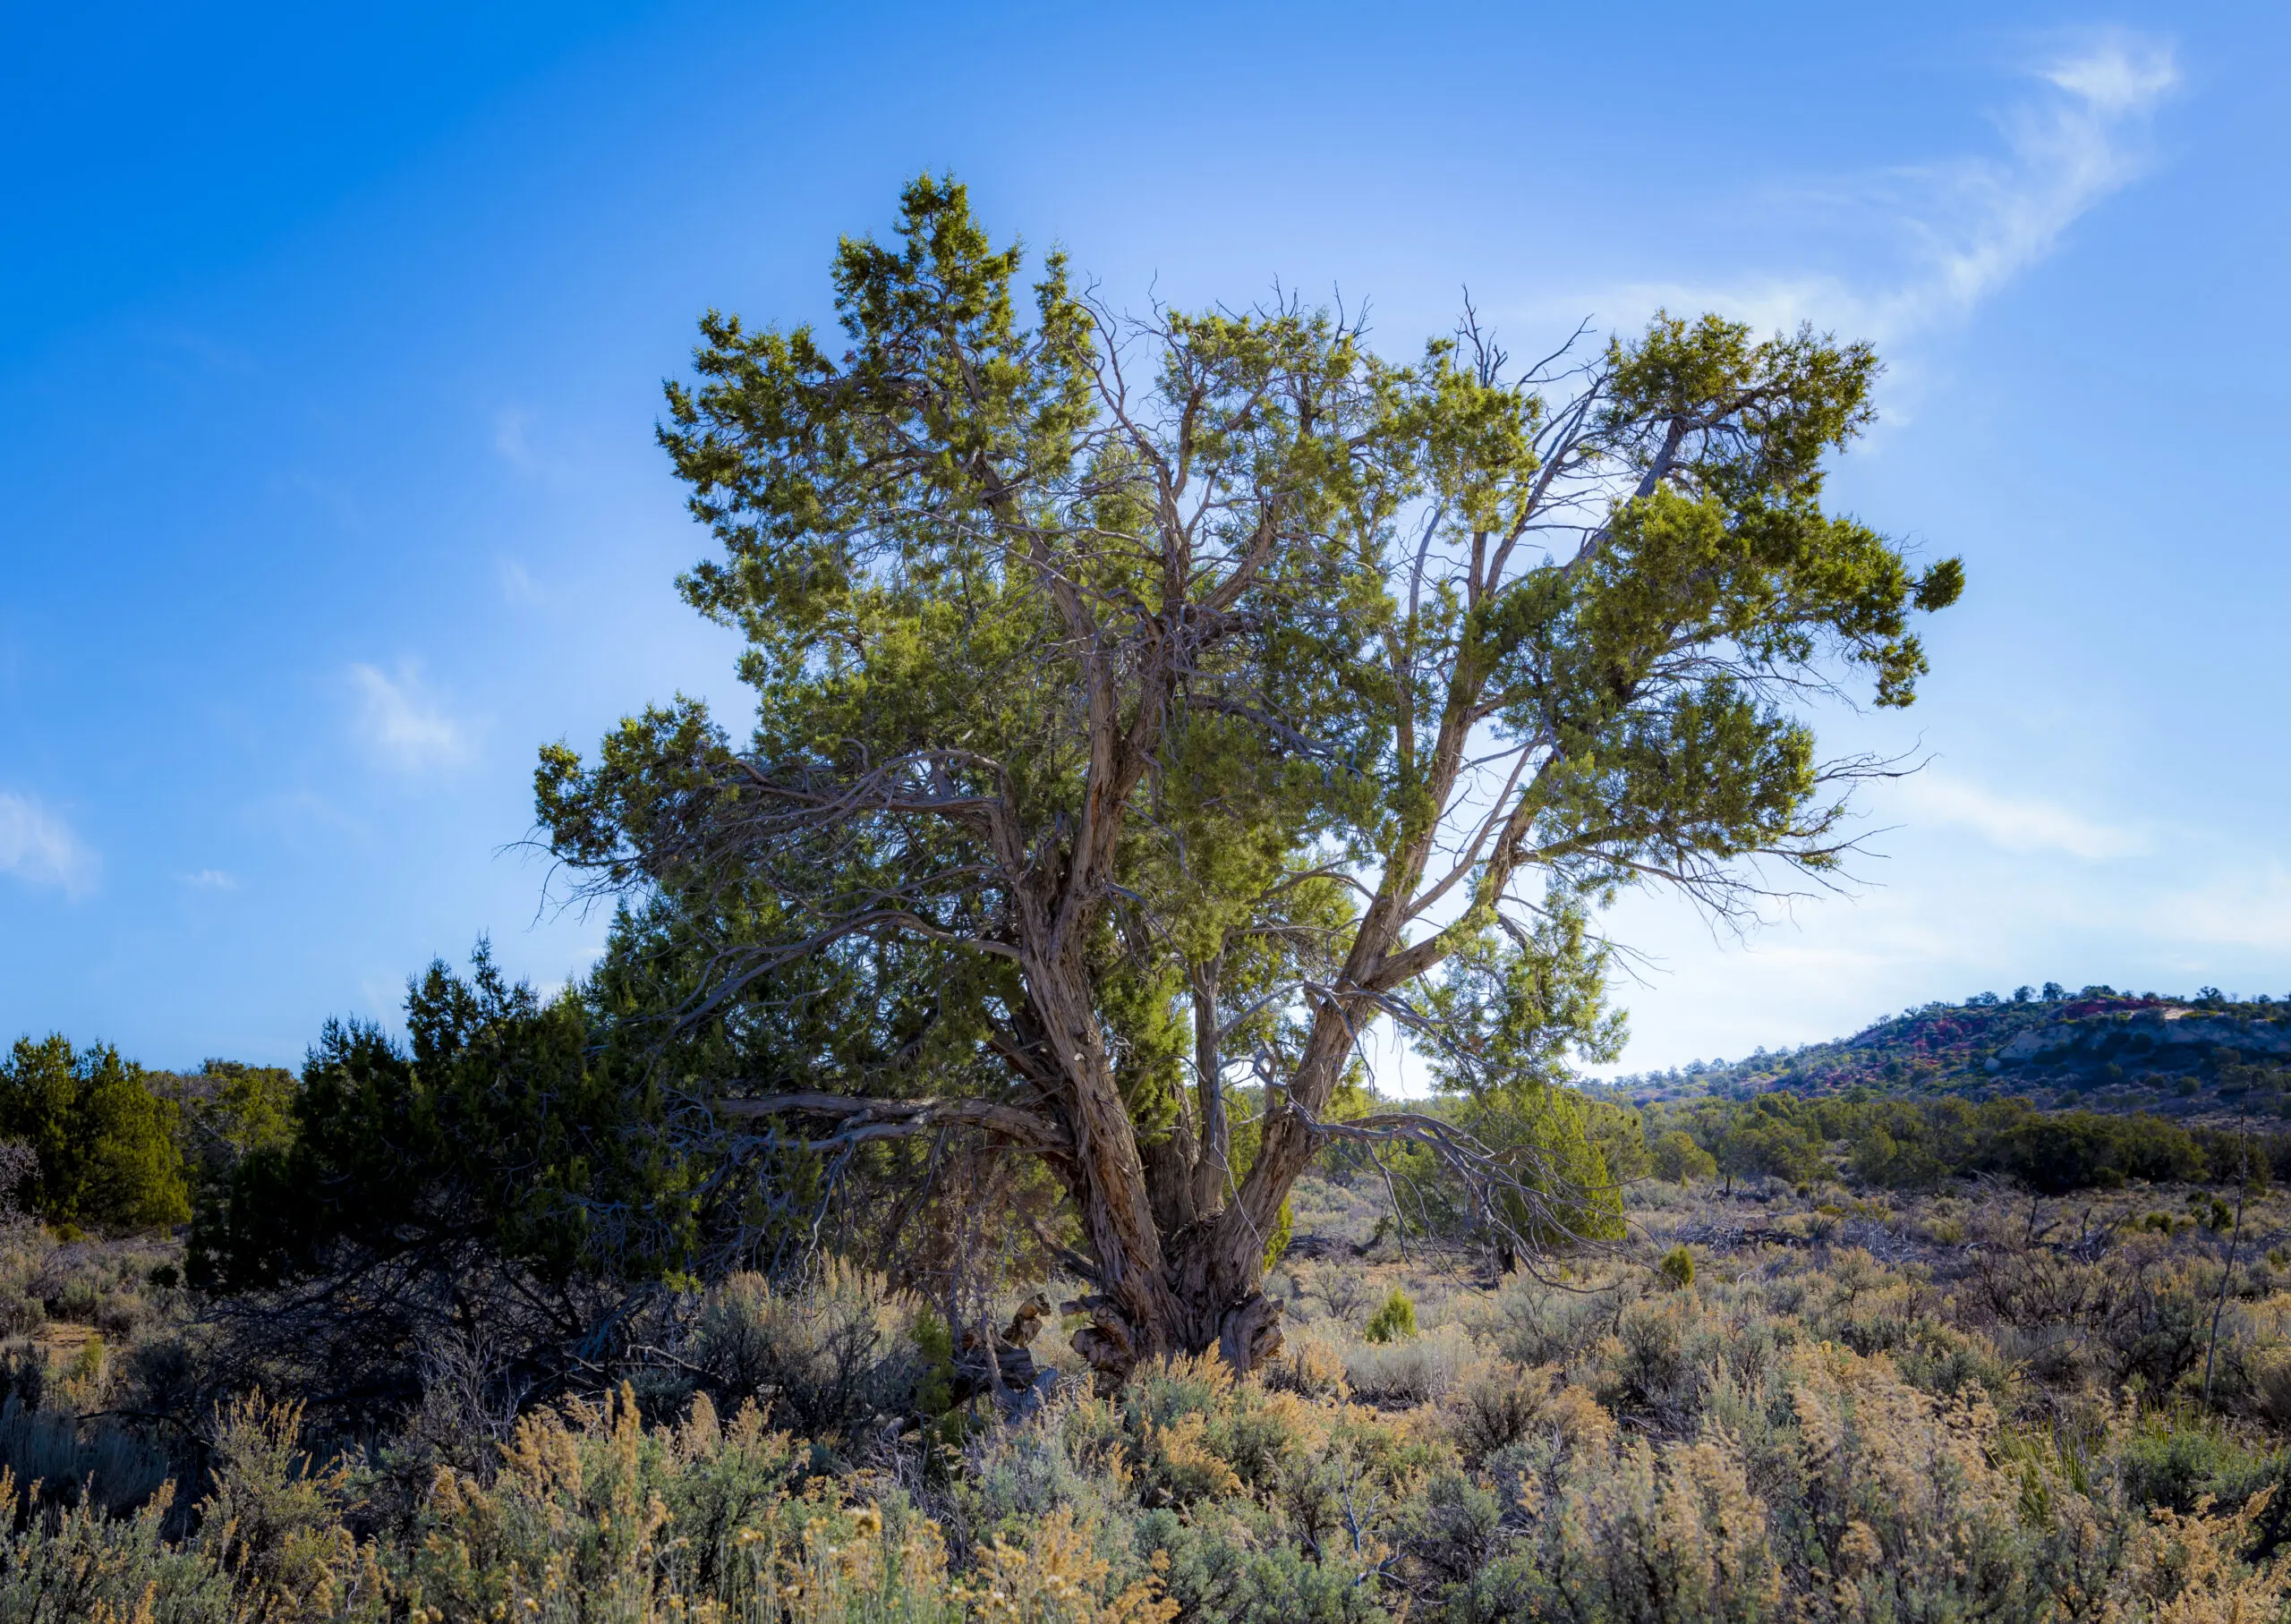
(2248, 1341, 2291, 1428)
(1650, 1129, 1716, 1186)
(1598, 1298, 1708, 1435)
(157, 1059, 299, 1195)
(1441, 1358, 1559, 1463)
(1364, 1289, 1416, 1344)
(1454, 1434, 1781, 1624)
(198, 1392, 354, 1614)
(0, 1037, 189, 1231)
(0, 1396, 175, 1518)
(1345, 1324, 1473, 1406)
(0, 1475, 233, 1621)
(1658, 1244, 1695, 1289)
(4, 1234, 2291, 1620)
(1260, 1328, 1349, 1401)
(690, 1263, 909, 1440)
(188, 948, 700, 1302)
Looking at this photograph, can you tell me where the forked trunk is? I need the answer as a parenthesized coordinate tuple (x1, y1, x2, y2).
(1052, 998, 1360, 1389)
(1068, 1198, 1288, 1390)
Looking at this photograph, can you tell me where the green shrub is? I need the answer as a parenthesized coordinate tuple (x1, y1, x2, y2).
(1650, 1130, 1716, 1186)
(1364, 1288, 1417, 1344)
(155, 1059, 300, 1202)
(191, 948, 702, 1296)
(199, 1391, 353, 1613)
(1441, 1359, 1559, 1463)
(0, 1037, 189, 1231)
(1658, 1245, 1695, 1289)
(1263, 1198, 1294, 1271)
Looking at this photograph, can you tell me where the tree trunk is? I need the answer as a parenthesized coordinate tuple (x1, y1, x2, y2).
(1043, 957, 1295, 1388)
(1060, 888, 1424, 1386)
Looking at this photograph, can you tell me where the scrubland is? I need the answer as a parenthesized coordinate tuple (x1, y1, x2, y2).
(2, 1169, 2287, 1621)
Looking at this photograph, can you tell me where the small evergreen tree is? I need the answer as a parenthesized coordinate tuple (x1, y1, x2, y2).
(0, 1035, 189, 1230)
(1365, 1288, 1417, 1343)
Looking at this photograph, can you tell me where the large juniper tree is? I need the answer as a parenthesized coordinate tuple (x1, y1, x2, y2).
(539, 177, 1961, 1383)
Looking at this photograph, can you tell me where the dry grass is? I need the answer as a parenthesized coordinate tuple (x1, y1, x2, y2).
(0, 1171, 2284, 1620)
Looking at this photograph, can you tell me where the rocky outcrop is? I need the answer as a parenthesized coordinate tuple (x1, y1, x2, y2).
(1993, 1008, 2291, 1067)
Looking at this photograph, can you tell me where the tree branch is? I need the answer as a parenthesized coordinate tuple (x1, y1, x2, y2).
(713, 1093, 1071, 1157)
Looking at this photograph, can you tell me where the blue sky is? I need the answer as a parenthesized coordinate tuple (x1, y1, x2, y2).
(2, 1, 2286, 1077)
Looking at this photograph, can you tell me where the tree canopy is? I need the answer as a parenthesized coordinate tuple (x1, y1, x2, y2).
(0, 1035, 189, 1231)
(537, 176, 1960, 1382)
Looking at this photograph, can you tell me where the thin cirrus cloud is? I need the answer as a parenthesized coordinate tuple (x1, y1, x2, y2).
(497, 557, 554, 608)
(1893, 771, 2143, 862)
(348, 661, 476, 773)
(1597, 32, 2179, 344)
(0, 791, 100, 897)
(493, 407, 540, 473)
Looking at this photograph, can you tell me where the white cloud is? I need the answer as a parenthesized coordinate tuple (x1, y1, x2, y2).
(1894, 771, 2143, 861)
(349, 661, 475, 773)
(2044, 34, 2180, 115)
(180, 868, 238, 890)
(1895, 34, 2178, 329)
(0, 792, 99, 897)
(1594, 33, 2178, 344)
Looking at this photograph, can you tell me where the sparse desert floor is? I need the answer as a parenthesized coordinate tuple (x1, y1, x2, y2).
(4, 1172, 2289, 1620)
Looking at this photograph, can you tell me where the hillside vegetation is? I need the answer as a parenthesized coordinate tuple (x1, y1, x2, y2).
(1614, 983, 2291, 1122)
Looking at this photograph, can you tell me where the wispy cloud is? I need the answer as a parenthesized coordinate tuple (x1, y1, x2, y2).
(498, 557, 552, 608)
(0, 792, 99, 897)
(493, 407, 540, 472)
(490, 405, 596, 490)
(1895, 32, 2177, 331)
(349, 661, 475, 773)
(1601, 31, 2178, 344)
(1895, 771, 2142, 861)
(180, 868, 238, 890)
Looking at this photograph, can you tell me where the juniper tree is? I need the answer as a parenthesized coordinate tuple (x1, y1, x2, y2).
(539, 177, 1961, 1383)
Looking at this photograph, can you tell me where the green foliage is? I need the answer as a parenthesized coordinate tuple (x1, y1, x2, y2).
(1424, 902, 1624, 1100)
(1708, 1091, 1826, 1190)
(191, 945, 698, 1294)
(1648, 1088, 2248, 1197)
(1365, 1289, 1418, 1343)
(1367, 1084, 1631, 1253)
(1650, 1128, 1716, 1185)
(1658, 1245, 1695, 1289)
(1263, 1198, 1294, 1271)
(1472, 1087, 1631, 1244)
(161, 1059, 298, 1188)
(0, 1035, 189, 1230)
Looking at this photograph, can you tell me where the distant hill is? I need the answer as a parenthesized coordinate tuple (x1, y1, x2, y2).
(1605, 984, 2291, 1124)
